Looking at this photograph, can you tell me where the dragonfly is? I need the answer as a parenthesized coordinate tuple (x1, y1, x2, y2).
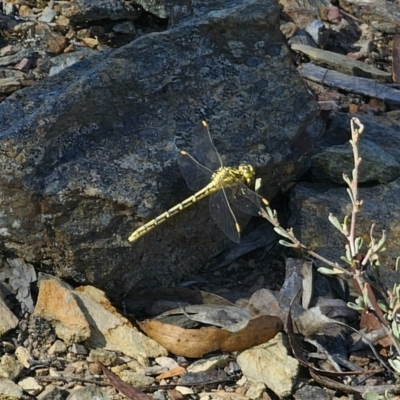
(128, 120, 268, 243)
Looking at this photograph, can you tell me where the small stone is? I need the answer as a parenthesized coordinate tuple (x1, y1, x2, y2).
(88, 362, 102, 375)
(70, 343, 88, 355)
(66, 385, 108, 400)
(236, 376, 247, 386)
(327, 6, 341, 23)
(294, 385, 330, 400)
(118, 370, 155, 386)
(18, 5, 35, 17)
(0, 45, 21, 57)
(2, 342, 16, 353)
(4, 2, 14, 15)
(305, 20, 326, 47)
(0, 377, 23, 399)
(34, 368, 48, 376)
(15, 346, 32, 368)
(141, 365, 168, 375)
(155, 356, 178, 369)
(18, 377, 43, 396)
(70, 361, 85, 373)
(110, 364, 128, 374)
(187, 355, 229, 373)
(0, 296, 18, 336)
(0, 355, 24, 380)
(153, 390, 167, 400)
(36, 384, 69, 400)
(48, 340, 67, 355)
(175, 386, 194, 395)
(126, 360, 141, 370)
(88, 349, 117, 366)
(49, 368, 62, 377)
(245, 382, 265, 400)
(38, 7, 58, 23)
(237, 333, 299, 398)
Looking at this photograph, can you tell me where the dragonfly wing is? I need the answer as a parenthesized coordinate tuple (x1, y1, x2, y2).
(191, 120, 222, 172)
(209, 189, 240, 243)
(229, 184, 265, 216)
(178, 150, 213, 191)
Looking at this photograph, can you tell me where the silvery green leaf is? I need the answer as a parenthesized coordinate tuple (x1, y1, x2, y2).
(377, 300, 388, 313)
(345, 244, 352, 262)
(347, 302, 365, 312)
(343, 173, 352, 187)
(254, 177, 262, 192)
(340, 256, 352, 265)
(362, 389, 385, 400)
(389, 358, 400, 374)
(355, 237, 363, 252)
(278, 240, 296, 248)
(274, 227, 292, 240)
(328, 213, 343, 232)
(342, 215, 350, 233)
(376, 233, 387, 252)
(346, 188, 355, 204)
(392, 320, 400, 340)
(317, 267, 343, 276)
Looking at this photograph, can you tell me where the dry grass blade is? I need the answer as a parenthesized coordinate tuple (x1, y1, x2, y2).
(98, 362, 153, 400)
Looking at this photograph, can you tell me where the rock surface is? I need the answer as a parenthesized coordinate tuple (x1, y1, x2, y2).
(0, 295, 18, 338)
(0, 377, 23, 400)
(33, 275, 167, 358)
(0, 0, 320, 297)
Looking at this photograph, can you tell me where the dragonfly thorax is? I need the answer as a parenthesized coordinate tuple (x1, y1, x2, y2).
(212, 164, 255, 188)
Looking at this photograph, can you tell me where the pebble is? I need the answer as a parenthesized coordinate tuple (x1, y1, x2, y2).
(69, 343, 89, 356)
(117, 370, 155, 386)
(14, 346, 31, 368)
(66, 385, 108, 400)
(0, 377, 23, 399)
(87, 348, 117, 366)
(38, 7, 58, 23)
(153, 389, 168, 400)
(0, 355, 23, 380)
(155, 356, 179, 369)
(48, 340, 67, 355)
(175, 386, 195, 395)
(187, 354, 229, 373)
(17, 377, 43, 396)
(245, 382, 265, 400)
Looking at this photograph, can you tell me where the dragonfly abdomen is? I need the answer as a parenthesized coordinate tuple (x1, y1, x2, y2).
(128, 181, 219, 242)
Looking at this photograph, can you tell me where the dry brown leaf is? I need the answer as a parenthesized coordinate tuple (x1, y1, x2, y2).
(138, 314, 282, 358)
(98, 362, 153, 400)
(156, 366, 186, 380)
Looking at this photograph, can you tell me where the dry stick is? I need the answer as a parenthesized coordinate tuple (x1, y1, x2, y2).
(36, 375, 237, 391)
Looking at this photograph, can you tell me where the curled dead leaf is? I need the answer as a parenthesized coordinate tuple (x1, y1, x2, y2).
(138, 314, 283, 358)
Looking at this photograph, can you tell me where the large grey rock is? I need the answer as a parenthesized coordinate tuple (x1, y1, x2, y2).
(312, 139, 400, 184)
(288, 178, 400, 288)
(0, 0, 320, 297)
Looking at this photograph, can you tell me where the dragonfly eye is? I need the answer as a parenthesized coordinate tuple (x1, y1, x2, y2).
(238, 164, 255, 184)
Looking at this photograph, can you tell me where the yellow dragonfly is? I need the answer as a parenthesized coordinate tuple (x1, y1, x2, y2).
(128, 120, 267, 243)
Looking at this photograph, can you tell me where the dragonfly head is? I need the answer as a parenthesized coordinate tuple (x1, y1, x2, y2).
(238, 164, 255, 185)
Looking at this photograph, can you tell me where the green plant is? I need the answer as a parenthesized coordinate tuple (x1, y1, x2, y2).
(259, 117, 400, 370)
